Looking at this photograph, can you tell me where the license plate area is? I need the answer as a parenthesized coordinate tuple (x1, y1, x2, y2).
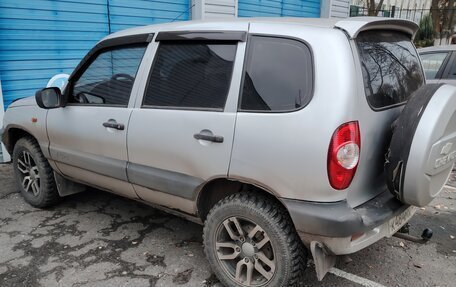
(389, 206, 417, 235)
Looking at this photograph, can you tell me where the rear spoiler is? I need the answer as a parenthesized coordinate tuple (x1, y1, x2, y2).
(334, 17, 419, 39)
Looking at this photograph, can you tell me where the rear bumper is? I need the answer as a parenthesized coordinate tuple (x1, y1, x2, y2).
(282, 190, 415, 254)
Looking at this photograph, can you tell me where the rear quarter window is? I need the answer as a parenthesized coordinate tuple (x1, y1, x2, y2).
(356, 30, 424, 110)
(240, 36, 313, 112)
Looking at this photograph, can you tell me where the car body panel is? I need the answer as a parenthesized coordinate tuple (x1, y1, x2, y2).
(334, 17, 418, 39)
(126, 38, 247, 213)
(46, 106, 137, 198)
(1, 19, 430, 258)
(2, 99, 49, 158)
(230, 23, 353, 203)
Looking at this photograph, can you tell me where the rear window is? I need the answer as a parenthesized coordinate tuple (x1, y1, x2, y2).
(356, 30, 424, 110)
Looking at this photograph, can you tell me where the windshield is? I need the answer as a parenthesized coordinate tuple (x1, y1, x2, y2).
(356, 30, 424, 110)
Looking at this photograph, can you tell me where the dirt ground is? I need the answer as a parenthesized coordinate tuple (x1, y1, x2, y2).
(0, 163, 455, 287)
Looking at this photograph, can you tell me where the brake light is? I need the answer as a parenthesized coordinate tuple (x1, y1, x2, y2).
(327, 121, 361, 190)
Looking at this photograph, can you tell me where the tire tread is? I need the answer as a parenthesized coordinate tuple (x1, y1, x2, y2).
(14, 136, 60, 208)
(203, 192, 307, 286)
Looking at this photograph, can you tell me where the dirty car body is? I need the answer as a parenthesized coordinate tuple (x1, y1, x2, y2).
(2, 17, 456, 286)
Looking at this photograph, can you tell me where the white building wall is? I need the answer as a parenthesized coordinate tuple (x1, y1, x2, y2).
(0, 80, 11, 163)
(193, 0, 350, 19)
(330, 0, 351, 17)
(322, 0, 350, 18)
(192, 0, 237, 19)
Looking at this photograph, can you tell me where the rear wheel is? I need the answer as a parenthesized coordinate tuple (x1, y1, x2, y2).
(12, 137, 60, 208)
(203, 193, 307, 287)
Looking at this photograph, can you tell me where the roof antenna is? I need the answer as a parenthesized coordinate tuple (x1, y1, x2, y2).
(171, 3, 196, 22)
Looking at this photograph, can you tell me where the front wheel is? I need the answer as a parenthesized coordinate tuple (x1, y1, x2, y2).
(12, 137, 60, 208)
(203, 193, 307, 287)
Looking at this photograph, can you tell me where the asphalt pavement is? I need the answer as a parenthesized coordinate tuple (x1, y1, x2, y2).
(0, 163, 455, 287)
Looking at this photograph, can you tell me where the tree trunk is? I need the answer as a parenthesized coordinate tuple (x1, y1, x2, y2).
(447, 0, 455, 35)
(430, 0, 441, 36)
(367, 0, 384, 16)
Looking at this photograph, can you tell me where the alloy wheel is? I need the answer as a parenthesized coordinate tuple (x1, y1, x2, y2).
(215, 216, 276, 286)
(16, 151, 40, 196)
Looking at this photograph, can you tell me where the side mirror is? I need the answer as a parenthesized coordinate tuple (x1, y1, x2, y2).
(35, 87, 63, 109)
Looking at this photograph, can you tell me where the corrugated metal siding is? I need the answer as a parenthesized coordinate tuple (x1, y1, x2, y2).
(108, 0, 190, 32)
(238, 0, 321, 18)
(0, 0, 190, 108)
(0, 0, 108, 107)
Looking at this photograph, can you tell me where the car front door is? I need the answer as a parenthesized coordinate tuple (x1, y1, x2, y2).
(47, 39, 149, 198)
(419, 51, 451, 84)
(126, 31, 247, 214)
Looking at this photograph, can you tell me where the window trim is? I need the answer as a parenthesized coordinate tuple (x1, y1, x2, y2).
(419, 51, 452, 80)
(156, 31, 247, 42)
(140, 40, 239, 112)
(355, 31, 425, 112)
(64, 33, 153, 108)
(237, 34, 315, 113)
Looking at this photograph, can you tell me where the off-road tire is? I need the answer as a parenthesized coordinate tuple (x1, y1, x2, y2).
(12, 136, 60, 208)
(203, 192, 307, 287)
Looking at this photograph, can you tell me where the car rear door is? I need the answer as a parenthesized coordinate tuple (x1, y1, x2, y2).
(47, 36, 150, 198)
(126, 31, 247, 214)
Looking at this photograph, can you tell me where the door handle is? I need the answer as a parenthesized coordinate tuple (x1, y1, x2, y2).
(103, 120, 124, 130)
(194, 133, 224, 143)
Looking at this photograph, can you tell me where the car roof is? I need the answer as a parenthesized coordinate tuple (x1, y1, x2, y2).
(418, 45, 456, 53)
(103, 17, 418, 42)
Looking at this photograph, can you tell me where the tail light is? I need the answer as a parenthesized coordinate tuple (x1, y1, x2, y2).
(327, 121, 361, 190)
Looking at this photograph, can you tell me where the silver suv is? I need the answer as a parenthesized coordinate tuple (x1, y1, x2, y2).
(2, 17, 456, 286)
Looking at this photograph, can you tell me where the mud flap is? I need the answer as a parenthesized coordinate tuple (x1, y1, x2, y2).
(54, 172, 86, 197)
(310, 241, 337, 281)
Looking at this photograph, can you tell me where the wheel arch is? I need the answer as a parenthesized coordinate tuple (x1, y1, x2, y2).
(196, 177, 289, 222)
(2, 125, 37, 155)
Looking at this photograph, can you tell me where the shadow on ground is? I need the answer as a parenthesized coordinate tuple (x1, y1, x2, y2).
(0, 163, 455, 286)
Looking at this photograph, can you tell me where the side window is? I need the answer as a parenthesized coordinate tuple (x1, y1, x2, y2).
(420, 52, 449, 79)
(240, 36, 313, 112)
(143, 41, 237, 110)
(444, 54, 456, 79)
(70, 45, 147, 106)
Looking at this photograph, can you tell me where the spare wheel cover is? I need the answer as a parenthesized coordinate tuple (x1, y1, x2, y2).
(386, 84, 456, 207)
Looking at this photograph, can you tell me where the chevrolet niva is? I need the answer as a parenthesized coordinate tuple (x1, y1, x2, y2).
(2, 17, 456, 287)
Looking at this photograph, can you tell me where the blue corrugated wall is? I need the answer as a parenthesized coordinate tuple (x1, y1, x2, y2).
(0, 0, 190, 108)
(238, 0, 320, 18)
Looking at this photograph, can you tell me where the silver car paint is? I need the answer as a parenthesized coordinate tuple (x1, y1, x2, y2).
(229, 22, 406, 206)
(46, 106, 137, 198)
(345, 39, 408, 207)
(2, 102, 49, 158)
(404, 84, 456, 206)
(126, 35, 247, 212)
(334, 17, 418, 38)
(2, 17, 421, 211)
